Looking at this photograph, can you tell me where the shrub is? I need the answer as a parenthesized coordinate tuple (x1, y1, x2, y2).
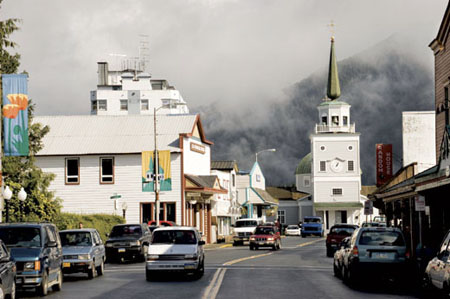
(54, 213, 125, 242)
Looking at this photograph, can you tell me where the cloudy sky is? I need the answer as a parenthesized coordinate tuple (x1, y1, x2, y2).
(1, 0, 447, 116)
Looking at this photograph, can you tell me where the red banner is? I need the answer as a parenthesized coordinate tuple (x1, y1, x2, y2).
(376, 144, 393, 187)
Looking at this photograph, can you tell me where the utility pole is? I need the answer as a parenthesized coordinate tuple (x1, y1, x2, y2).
(154, 107, 160, 225)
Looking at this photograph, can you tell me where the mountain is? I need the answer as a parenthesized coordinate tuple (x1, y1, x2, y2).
(195, 35, 434, 186)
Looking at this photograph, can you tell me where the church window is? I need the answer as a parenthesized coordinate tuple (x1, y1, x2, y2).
(332, 116, 339, 126)
(304, 177, 310, 187)
(343, 116, 348, 125)
(322, 116, 327, 125)
(348, 160, 354, 171)
(98, 100, 107, 111)
(320, 161, 326, 172)
(120, 100, 128, 111)
(332, 188, 343, 195)
(256, 174, 261, 182)
(348, 145, 353, 151)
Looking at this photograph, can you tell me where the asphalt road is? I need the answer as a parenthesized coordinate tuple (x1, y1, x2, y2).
(18, 237, 423, 299)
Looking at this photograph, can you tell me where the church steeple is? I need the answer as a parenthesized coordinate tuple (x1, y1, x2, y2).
(327, 36, 341, 100)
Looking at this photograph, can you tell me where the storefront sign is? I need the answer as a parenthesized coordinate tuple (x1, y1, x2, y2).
(364, 200, 373, 215)
(415, 196, 426, 212)
(376, 144, 393, 187)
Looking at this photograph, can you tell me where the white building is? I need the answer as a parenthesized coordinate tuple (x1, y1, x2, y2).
(236, 162, 278, 222)
(34, 114, 225, 243)
(91, 61, 189, 116)
(210, 161, 241, 242)
(402, 111, 436, 173)
(308, 37, 365, 230)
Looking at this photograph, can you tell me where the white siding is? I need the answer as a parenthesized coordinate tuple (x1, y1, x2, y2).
(36, 153, 183, 224)
(313, 181, 360, 203)
(183, 137, 211, 175)
(250, 164, 265, 189)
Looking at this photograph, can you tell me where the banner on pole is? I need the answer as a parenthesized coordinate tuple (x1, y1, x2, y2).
(141, 151, 172, 192)
(2, 74, 29, 156)
(376, 144, 393, 187)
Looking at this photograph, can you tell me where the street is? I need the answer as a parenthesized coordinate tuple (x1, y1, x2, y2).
(17, 237, 421, 299)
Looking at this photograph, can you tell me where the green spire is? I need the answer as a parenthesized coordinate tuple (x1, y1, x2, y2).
(327, 37, 341, 100)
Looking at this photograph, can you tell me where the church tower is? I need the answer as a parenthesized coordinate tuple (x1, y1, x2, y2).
(310, 36, 363, 230)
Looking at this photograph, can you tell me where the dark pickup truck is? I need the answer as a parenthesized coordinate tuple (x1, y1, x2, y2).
(105, 224, 151, 262)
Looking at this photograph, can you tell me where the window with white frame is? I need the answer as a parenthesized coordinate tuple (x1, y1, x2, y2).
(277, 210, 286, 224)
(100, 157, 114, 184)
(348, 160, 354, 171)
(65, 158, 80, 184)
(120, 100, 128, 111)
(303, 176, 310, 187)
(320, 161, 326, 172)
(98, 100, 107, 111)
(256, 174, 261, 182)
(332, 188, 343, 195)
(141, 99, 149, 111)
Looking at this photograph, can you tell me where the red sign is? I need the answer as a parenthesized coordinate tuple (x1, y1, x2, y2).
(376, 144, 393, 187)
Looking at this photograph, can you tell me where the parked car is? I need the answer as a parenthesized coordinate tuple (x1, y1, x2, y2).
(424, 229, 450, 294)
(333, 237, 351, 277)
(146, 227, 205, 280)
(301, 216, 323, 237)
(362, 222, 387, 228)
(147, 221, 177, 227)
(105, 224, 152, 262)
(148, 225, 159, 233)
(285, 225, 301, 236)
(0, 223, 63, 296)
(341, 227, 409, 285)
(326, 224, 358, 257)
(232, 218, 263, 246)
(59, 229, 105, 279)
(0, 239, 16, 299)
(249, 225, 281, 250)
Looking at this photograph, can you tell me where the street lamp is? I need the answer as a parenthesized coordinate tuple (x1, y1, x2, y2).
(255, 148, 276, 162)
(2, 186, 12, 223)
(18, 187, 27, 222)
(122, 202, 128, 219)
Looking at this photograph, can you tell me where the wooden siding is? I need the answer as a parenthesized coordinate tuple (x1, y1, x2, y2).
(36, 153, 183, 224)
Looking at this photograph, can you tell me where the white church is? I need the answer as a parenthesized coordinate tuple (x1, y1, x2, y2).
(296, 36, 377, 231)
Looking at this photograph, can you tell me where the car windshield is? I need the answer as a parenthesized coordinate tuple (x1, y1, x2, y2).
(152, 230, 197, 245)
(235, 221, 257, 227)
(330, 227, 355, 236)
(110, 225, 142, 237)
(304, 218, 321, 223)
(359, 231, 405, 246)
(362, 222, 386, 227)
(60, 232, 92, 246)
(254, 227, 275, 235)
(287, 225, 299, 229)
(0, 227, 41, 247)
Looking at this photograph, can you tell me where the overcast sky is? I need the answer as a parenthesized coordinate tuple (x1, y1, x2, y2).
(1, 0, 447, 115)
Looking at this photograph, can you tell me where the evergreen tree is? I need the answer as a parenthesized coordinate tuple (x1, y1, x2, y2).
(0, 0, 61, 221)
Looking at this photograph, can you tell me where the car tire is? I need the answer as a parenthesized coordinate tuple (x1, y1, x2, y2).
(38, 271, 48, 296)
(146, 269, 153, 282)
(88, 262, 96, 279)
(52, 268, 62, 292)
(333, 263, 340, 278)
(194, 259, 204, 279)
(301, 234, 306, 238)
(254, 246, 258, 250)
(326, 247, 333, 257)
(249, 245, 254, 250)
(96, 260, 104, 276)
(7, 279, 16, 299)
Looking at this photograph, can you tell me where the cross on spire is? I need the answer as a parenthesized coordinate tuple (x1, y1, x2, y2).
(327, 20, 336, 41)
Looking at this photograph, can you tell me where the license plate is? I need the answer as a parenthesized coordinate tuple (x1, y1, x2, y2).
(372, 252, 394, 259)
(184, 264, 196, 270)
(63, 262, 71, 268)
(118, 248, 126, 253)
(259, 242, 265, 245)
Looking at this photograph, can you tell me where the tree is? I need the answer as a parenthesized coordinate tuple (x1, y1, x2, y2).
(0, 0, 61, 221)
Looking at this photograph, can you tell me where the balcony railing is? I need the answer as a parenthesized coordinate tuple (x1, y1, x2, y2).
(315, 123, 355, 134)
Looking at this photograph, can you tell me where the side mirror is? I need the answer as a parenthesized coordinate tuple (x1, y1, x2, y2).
(198, 240, 205, 246)
(47, 241, 57, 248)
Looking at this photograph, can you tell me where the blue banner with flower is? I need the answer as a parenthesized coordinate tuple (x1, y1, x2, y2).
(2, 74, 29, 156)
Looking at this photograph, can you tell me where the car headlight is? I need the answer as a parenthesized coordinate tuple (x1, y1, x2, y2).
(130, 240, 141, 246)
(267, 237, 274, 241)
(250, 237, 256, 241)
(105, 243, 113, 247)
(147, 255, 159, 261)
(184, 254, 198, 260)
(24, 261, 40, 271)
(78, 254, 91, 260)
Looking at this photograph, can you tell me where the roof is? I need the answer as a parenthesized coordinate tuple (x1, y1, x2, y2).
(295, 153, 312, 174)
(430, 1, 450, 53)
(211, 160, 238, 171)
(34, 114, 208, 156)
(266, 187, 308, 201)
(327, 37, 341, 100)
(251, 188, 278, 205)
(185, 174, 218, 189)
(361, 186, 377, 197)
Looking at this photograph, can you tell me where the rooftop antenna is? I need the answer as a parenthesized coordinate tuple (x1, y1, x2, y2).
(139, 34, 150, 73)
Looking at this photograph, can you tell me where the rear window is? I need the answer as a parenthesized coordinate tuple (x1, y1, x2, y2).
(304, 218, 321, 223)
(110, 225, 142, 237)
(358, 231, 405, 246)
(0, 227, 41, 247)
(287, 225, 299, 229)
(236, 221, 258, 227)
(254, 227, 275, 235)
(330, 227, 355, 236)
(152, 230, 197, 245)
(60, 232, 92, 246)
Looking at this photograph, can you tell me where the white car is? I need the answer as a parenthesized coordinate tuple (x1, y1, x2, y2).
(146, 227, 205, 280)
(285, 225, 301, 236)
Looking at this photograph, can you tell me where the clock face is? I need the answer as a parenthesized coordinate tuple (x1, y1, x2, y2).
(331, 159, 344, 172)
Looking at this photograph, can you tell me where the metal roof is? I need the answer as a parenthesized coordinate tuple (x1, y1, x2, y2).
(34, 114, 198, 156)
(211, 160, 238, 171)
(295, 153, 312, 174)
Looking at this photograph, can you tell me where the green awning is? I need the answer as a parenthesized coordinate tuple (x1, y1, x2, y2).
(313, 202, 363, 208)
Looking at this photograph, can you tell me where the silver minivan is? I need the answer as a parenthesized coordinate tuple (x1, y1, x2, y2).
(145, 227, 205, 280)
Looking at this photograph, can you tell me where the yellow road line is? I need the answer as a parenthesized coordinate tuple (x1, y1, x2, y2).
(219, 244, 232, 248)
(296, 238, 325, 248)
(223, 252, 274, 266)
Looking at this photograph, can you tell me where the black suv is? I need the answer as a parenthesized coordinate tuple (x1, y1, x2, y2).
(0, 223, 63, 296)
(105, 224, 151, 262)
